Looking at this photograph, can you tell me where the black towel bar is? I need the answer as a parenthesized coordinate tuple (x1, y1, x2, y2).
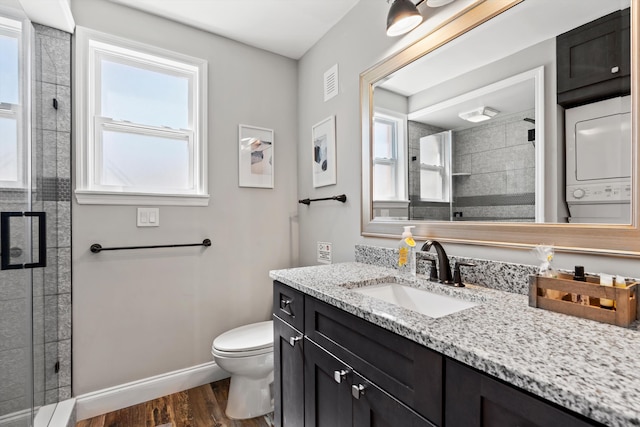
(298, 194, 347, 205)
(90, 239, 211, 254)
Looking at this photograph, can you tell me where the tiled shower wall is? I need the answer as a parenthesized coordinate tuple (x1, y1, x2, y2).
(408, 111, 536, 222)
(452, 110, 536, 221)
(32, 23, 72, 406)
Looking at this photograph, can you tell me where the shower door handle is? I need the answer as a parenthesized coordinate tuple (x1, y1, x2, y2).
(1, 212, 47, 270)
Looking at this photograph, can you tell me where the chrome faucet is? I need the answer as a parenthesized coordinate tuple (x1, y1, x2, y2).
(420, 240, 453, 285)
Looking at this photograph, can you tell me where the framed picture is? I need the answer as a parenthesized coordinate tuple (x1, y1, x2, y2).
(312, 116, 337, 188)
(238, 124, 274, 188)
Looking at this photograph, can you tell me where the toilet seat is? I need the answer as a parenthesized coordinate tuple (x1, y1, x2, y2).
(212, 320, 273, 358)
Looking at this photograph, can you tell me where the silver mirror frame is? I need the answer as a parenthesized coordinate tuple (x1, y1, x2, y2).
(360, 0, 640, 257)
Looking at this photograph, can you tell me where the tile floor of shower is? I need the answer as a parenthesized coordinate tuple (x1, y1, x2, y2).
(75, 378, 274, 427)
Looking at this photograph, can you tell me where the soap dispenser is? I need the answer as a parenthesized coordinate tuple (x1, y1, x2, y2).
(398, 226, 416, 276)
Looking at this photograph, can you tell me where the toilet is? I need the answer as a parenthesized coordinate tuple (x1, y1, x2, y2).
(211, 320, 274, 419)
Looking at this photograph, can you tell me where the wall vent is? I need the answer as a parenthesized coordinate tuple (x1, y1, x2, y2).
(324, 64, 339, 102)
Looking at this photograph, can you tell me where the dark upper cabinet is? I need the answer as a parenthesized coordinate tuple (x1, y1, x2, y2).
(557, 8, 630, 108)
(445, 359, 603, 427)
(273, 315, 304, 427)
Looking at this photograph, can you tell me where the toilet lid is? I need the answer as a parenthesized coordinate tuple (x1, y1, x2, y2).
(213, 320, 273, 352)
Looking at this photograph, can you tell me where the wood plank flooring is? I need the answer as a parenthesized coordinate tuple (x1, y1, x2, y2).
(76, 378, 273, 427)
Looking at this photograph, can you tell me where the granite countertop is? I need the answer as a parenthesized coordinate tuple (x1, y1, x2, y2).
(270, 262, 640, 427)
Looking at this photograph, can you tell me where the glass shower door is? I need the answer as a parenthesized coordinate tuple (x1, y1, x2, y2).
(0, 9, 49, 427)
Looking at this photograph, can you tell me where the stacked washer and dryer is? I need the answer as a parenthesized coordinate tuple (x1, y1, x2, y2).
(565, 95, 632, 223)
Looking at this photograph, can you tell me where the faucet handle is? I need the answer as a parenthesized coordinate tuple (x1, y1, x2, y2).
(453, 262, 475, 287)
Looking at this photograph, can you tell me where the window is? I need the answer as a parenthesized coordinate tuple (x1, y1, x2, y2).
(419, 132, 450, 202)
(372, 110, 407, 201)
(0, 15, 25, 189)
(75, 27, 208, 205)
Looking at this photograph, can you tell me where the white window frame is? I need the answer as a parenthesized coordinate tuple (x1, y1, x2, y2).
(372, 109, 408, 203)
(419, 132, 450, 203)
(0, 14, 27, 189)
(75, 26, 209, 206)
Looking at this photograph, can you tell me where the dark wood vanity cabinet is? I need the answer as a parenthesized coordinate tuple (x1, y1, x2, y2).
(273, 281, 603, 427)
(273, 282, 305, 427)
(445, 359, 603, 427)
(557, 8, 630, 108)
(273, 281, 437, 427)
(304, 296, 442, 425)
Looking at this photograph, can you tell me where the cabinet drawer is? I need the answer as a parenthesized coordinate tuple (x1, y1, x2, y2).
(305, 296, 443, 426)
(273, 281, 304, 332)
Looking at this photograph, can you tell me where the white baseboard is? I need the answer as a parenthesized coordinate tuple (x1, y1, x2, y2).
(75, 361, 227, 421)
(0, 409, 31, 427)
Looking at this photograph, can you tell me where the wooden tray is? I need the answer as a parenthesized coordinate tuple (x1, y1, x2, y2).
(529, 273, 638, 327)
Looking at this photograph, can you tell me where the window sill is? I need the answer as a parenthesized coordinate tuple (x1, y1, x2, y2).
(75, 190, 210, 206)
(372, 200, 410, 209)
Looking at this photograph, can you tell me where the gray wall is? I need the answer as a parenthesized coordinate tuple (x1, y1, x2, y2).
(71, 0, 298, 395)
(297, 2, 640, 278)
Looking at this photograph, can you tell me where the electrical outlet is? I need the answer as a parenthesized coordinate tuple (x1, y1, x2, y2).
(317, 242, 332, 264)
(137, 208, 159, 227)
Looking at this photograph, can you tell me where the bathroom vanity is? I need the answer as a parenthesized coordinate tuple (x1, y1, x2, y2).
(271, 261, 640, 427)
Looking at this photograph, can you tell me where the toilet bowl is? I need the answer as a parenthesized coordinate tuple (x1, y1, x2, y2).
(211, 320, 274, 419)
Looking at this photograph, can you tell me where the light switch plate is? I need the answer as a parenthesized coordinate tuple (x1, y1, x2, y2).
(317, 241, 332, 264)
(137, 208, 159, 227)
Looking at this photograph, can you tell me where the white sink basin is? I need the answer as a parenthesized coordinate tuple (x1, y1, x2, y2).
(352, 283, 478, 318)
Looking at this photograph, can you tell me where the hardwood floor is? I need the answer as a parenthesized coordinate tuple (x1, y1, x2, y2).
(76, 378, 273, 427)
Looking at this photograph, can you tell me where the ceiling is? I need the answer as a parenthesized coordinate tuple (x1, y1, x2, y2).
(107, 0, 362, 59)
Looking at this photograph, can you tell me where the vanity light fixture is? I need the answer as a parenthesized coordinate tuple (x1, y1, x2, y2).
(458, 106, 500, 123)
(386, 0, 424, 36)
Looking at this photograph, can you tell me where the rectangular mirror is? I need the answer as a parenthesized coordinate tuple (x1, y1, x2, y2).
(361, 0, 640, 255)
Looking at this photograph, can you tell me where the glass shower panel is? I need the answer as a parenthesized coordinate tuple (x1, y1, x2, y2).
(0, 9, 35, 427)
(0, 7, 66, 427)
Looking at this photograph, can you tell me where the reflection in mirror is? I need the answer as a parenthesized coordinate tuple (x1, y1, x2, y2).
(370, 0, 631, 225)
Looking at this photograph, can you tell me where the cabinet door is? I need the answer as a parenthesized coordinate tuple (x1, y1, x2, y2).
(304, 339, 352, 427)
(445, 359, 601, 427)
(352, 371, 435, 427)
(273, 315, 304, 427)
(305, 296, 443, 424)
(557, 8, 630, 107)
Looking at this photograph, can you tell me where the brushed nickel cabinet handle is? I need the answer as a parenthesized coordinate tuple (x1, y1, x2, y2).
(289, 335, 302, 347)
(351, 384, 365, 399)
(334, 370, 348, 383)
